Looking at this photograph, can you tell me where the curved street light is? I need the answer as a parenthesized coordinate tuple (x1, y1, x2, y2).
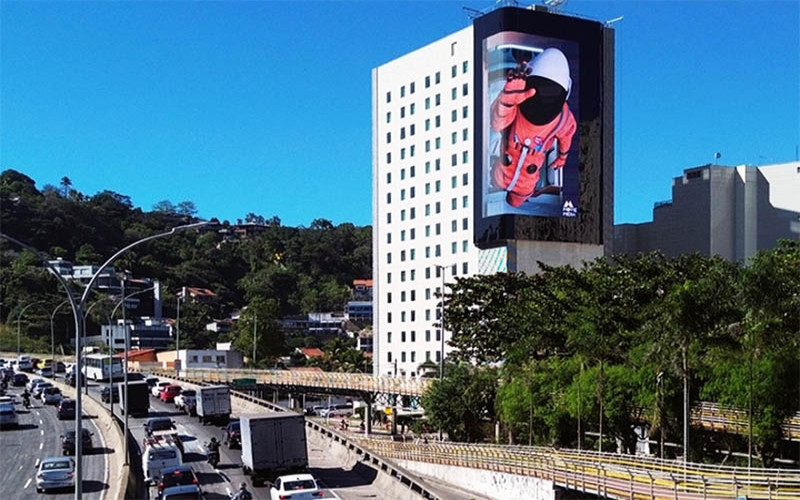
(50, 299, 71, 367)
(2, 220, 208, 499)
(16, 301, 44, 358)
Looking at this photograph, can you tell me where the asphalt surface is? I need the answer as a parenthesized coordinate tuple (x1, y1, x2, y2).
(0, 378, 109, 499)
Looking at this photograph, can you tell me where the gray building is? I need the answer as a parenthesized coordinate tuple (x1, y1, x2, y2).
(614, 162, 800, 261)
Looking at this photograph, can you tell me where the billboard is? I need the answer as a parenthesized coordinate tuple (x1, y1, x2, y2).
(473, 7, 613, 247)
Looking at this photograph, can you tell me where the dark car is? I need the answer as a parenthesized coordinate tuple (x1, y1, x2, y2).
(101, 385, 119, 403)
(145, 376, 159, 389)
(54, 361, 66, 373)
(156, 465, 200, 498)
(61, 428, 93, 455)
(57, 399, 76, 420)
(1, 368, 13, 382)
(12, 373, 29, 387)
(145, 417, 175, 437)
(224, 421, 241, 449)
(65, 371, 86, 387)
(160, 484, 203, 500)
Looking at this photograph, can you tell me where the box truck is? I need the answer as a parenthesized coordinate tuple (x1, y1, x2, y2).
(196, 385, 231, 425)
(120, 380, 150, 418)
(240, 412, 308, 486)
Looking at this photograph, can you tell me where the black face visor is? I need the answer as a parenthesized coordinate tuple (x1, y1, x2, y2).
(519, 75, 568, 125)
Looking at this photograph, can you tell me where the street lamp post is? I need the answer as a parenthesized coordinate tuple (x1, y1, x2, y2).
(252, 313, 258, 368)
(16, 301, 43, 358)
(50, 299, 71, 369)
(175, 286, 186, 374)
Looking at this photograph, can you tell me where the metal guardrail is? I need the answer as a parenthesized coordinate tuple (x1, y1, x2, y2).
(150, 368, 440, 500)
(157, 366, 800, 500)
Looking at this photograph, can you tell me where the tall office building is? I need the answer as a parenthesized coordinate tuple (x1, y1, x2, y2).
(614, 162, 800, 261)
(372, 7, 614, 378)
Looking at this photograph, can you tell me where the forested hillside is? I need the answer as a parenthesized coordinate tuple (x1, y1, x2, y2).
(0, 169, 371, 359)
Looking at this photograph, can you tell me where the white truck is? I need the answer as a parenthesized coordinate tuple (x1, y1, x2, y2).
(240, 412, 308, 487)
(196, 385, 231, 425)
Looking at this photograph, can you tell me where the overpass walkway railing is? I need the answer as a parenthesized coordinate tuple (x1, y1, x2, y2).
(140, 364, 800, 440)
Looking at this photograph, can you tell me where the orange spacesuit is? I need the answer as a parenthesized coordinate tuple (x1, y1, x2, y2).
(491, 48, 576, 208)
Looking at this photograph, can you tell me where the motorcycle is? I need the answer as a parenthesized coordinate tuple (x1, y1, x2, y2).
(23, 396, 31, 409)
(205, 443, 220, 468)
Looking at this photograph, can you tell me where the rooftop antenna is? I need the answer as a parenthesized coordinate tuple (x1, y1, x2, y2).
(605, 15, 624, 26)
(544, 0, 567, 13)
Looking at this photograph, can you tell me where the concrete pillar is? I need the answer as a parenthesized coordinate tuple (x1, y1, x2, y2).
(391, 404, 398, 435)
(365, 401, 372, 435)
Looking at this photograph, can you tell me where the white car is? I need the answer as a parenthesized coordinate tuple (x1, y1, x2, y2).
(152, 381, 170, 397)
(27, 377, 46, 391)
(0, 395, 16, 405)
(36, 456, 75, 493)
(32, 382, 53, 398)
(174, 389, 196, 411)
(269, 474, 322, 500)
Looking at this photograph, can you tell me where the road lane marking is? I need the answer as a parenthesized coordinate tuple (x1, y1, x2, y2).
(24, 478, 31, 489)
(39, 442, 43, 450)
(34, 458, 40, 467)
(39, 419, 43, 425)
(40, 429, 44, 435)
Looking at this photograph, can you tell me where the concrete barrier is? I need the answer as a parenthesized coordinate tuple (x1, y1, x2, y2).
(51, 378, 127, 500)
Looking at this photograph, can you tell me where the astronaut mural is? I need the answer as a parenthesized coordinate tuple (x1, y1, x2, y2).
(483, 34, 581, 218)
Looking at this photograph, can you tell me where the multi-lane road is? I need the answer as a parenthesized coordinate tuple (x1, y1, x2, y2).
(0, 383, 109, 499)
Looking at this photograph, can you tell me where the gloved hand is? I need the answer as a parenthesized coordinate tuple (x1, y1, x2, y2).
(498, 62, 536, 107)
(551, 152, 568, 169)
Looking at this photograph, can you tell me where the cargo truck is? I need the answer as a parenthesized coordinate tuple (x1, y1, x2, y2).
(196, 385, 231, 425)
(120, 380, 150, 418)
(240, 412, 308, 487)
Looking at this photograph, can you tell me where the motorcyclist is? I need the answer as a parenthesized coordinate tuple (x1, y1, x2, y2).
(230, 482, 252, 500)
(207, 437, 221, 466)
(22, 389, 31, 408)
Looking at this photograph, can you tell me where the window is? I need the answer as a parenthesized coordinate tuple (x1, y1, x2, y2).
(401, 209, 406, 221)
(410, 124, 415, 136)
(411, 269, 416, 280)
(401, 331, 406, 342)
(410, 166, 415, 177)
(462, 240, 469, 252)
(451, 198, 457, 210)
(463, 151, 469, 164)
(401, 269, 406, 280)
(386, 152, 391, 163)
(435, 159, 441, 171)
(400, 148, 405, 160)
(425, 97, 430, 109)
(462, 173, 469, 185)
(451, 154, 457, 167)
(401, 290, 406, 301)
(435, 71, 440, 84)
(411, 352, 416, 363)
(410, 145, 415, 157)
(388, 332, 392, 343)
(451, 132, 457, 144)
(410, 186, 415, 198)
(451, 87, 457, 100)
(410, 82, 415, 94)
(451, 65, 457, 78)
(462, 195, 468, 208)
(425, 309, 431, 321)
(400, 106, 405, 118)
(435, 137, 441, 149)
(386, 132, 391, 143)
(463, 262, 469, 274)
(451, 176, 457, 188)
(386, 172, 391, 184)
(436, 351, 441, 362)
(410, 103, 415, 114)
(386, 91, 391, 103)
(435, 94, 441, 106)
(462, 83, 468, 96)
(386, 112, 391, 123)
(386, 193, 391, 204)
(425, 330, 431, 342)
(386, 213, 391, 224)
(387, 253, 392, 264)
(400, 85, 405, 98)
(425, 118, 430, 131)
(401, 352, 407, 362)
(435, 244, 441, 256)
(435, 180, 441, 192)
(400, 168, 406, 180)
(400, 127, 406, 140)
(425, 161, 431, 174)
(387, 292, 392, 303)
(400, 189, 405, 201)
(203, 355, 212, 363)
(410, 228, 415, 239)
(451, 109, 457, 122)
(425, 140, 430, 152)
(435, 115, 441, 127)
(463, 60, 468, 73)
(426, 351, 431, 361)
(425, 183, 430, 195)
(425, 288, 431, 299)
(387, 312, 392, 323)
(425, 246, 430, 258)
(410, 249, 415, 260)
(463, 217, 468, 230)
(425, 204, 430, 216)
(451, 220, 457, 232)
(425, 225, 430, 237)
(462, 128, 468, 141)
(451, 241, 457, 254)
(425, 75, 430, 88)
(388, 352, 392, 361)
(410, 207, 416, 219)
(387, 272, 392, 283)
(462, 105, 469, 118)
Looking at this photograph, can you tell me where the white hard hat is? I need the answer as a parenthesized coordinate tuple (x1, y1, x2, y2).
(528, 48, 571, 95)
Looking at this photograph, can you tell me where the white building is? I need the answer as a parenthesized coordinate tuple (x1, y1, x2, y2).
(372, 26, 477, 378)
(156, 348, 244, 370)
(372, 7, 615, 379)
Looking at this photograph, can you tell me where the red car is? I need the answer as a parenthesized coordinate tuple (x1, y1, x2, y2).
(159, 385, 182, 403)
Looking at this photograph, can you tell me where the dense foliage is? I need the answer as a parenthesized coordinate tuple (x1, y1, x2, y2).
(423, 245, 800, 465)
(0, 169, 371, 366)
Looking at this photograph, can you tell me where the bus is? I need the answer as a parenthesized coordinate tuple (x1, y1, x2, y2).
(82, 354, 124, 381)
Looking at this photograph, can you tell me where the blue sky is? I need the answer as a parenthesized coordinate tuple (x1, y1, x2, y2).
(2, 1, 798, 227)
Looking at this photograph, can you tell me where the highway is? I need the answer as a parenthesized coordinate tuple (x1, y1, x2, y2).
(0, 382, 109, 499)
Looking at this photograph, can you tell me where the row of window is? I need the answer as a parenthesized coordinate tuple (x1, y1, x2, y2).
(386, 350, 441, 364)
(386, 103, 470, 127)
(385, 197, 471, 224)
(385, 61, 469, 104)
(386, 84, 470, 123)
(386, 145, 470, 166)
(386, 240, 471, 263)
(386, 218, 469, 245)
(386, 177, 469, 204)
(387, 329, 441, 344)
(386, 262, 469, 286)
(387, 124, 469, 147)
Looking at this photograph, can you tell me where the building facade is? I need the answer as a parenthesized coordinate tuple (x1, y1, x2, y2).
(373, 26, 478, 378)
(372, 7, 614, 379)
(614, 162, 800, 261)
